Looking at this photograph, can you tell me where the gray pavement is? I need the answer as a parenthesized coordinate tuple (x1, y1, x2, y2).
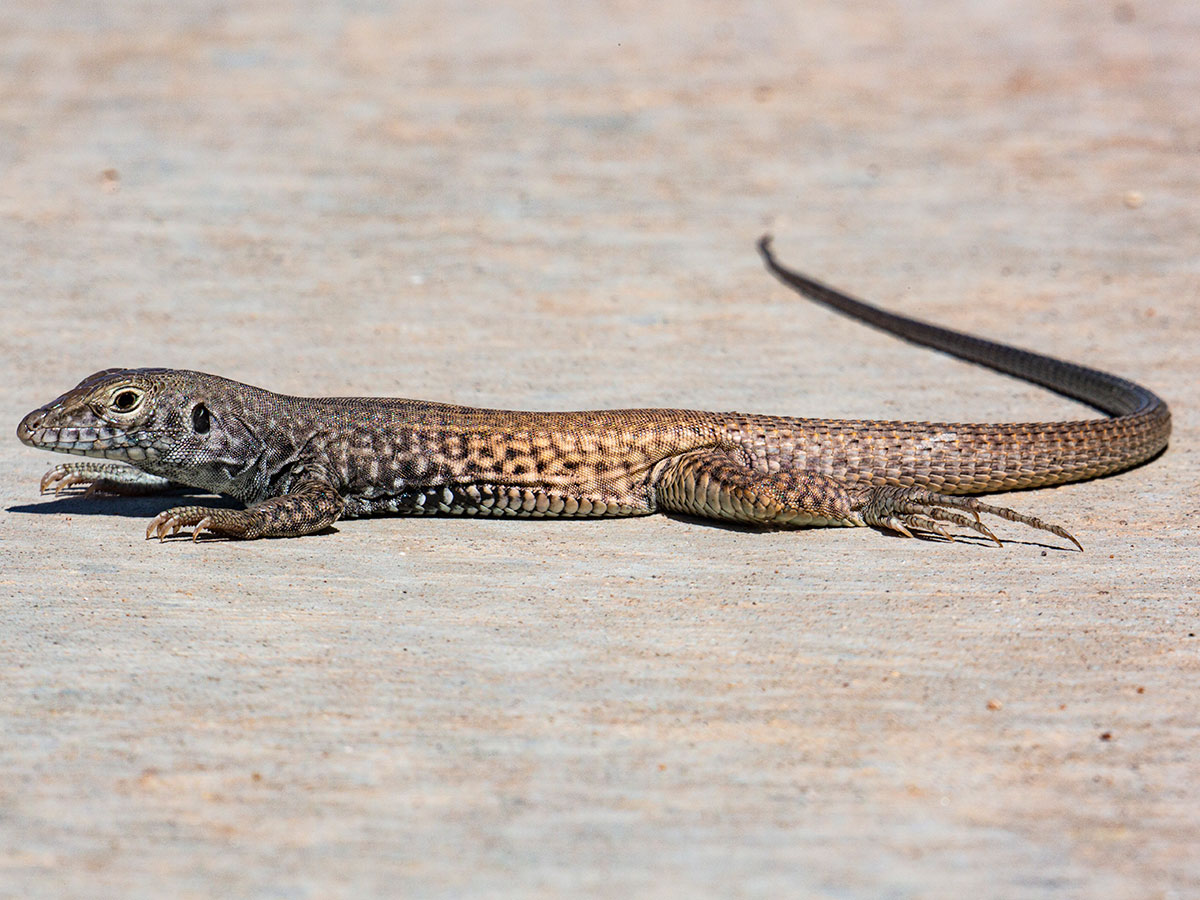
(2, 1, 1198, 897)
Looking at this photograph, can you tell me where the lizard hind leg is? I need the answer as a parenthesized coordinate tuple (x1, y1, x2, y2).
(653, 449, 1082, 549)
(653, 449, 868, 529)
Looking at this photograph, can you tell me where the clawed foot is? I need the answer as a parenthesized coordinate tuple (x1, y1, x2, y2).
(147, 509, 212, 542)
(40, 462, 173, 497)
(857, 485, 1082, 550)
(41, 466, 103, 496)
(145, 506, 254, 542)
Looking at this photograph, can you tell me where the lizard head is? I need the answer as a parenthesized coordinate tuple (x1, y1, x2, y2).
(18, 368, 268, 483)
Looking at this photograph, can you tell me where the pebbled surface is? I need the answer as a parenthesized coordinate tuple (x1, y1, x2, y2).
(1, 1, 1199, 898)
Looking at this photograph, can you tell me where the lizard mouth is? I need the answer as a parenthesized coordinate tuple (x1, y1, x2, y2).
(19, 408, 103, 451)
(17, 409, 155, 460)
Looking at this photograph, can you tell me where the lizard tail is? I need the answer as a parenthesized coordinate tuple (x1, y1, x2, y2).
(756, 235, 1170, 451)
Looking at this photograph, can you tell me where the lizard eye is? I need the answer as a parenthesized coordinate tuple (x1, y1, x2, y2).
(111, 389, 143, 413)
(191, 403, 211, 434)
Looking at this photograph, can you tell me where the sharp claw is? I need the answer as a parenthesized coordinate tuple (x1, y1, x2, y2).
(935, 508, 1001, 546)
(976, 521, 1002, 547)
(903, 513, 952, 541)
(918, 522, 953, 541)
(192, 517, 212, 542)
(54, 474, 79, 494)
(41, 469, 67, 493)
(148, 513, 181, 542)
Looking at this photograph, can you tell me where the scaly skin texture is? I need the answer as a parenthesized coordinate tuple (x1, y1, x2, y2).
(16, 238, 1170, 547)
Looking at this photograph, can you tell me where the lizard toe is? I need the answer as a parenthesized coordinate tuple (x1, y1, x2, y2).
(856, 485, 1076, 548)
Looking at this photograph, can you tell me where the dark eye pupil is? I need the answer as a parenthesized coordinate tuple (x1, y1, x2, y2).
(192, 403, 210, 434)
(114, 391, 137, 411)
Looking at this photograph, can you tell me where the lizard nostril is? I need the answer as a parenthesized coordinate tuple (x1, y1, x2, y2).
(17, 409, 46, 443)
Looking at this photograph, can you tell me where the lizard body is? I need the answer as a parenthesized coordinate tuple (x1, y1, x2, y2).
(17, 238, 1170, 547)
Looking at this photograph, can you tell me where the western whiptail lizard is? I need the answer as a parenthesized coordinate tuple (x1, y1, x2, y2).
(17, 237, 1170, 547)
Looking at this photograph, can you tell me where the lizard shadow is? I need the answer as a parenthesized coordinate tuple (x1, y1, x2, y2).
(7, 492, 342, 541)
(662, 511, 1078, 552)
(6, 491, 240, 520)
(175, 525, 342, 543)
(9, 496, 1077, 551)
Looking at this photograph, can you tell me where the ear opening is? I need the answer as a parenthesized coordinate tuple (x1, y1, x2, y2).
(191, 403, 211, 434)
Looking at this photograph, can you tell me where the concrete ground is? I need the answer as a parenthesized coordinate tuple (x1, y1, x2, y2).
(2, 1, 1198, 897)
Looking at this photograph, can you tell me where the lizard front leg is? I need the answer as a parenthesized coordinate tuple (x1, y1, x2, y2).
(653, 449, 1080, 549)
(147, 478, 345, 541)
(40, 461, 176, 496)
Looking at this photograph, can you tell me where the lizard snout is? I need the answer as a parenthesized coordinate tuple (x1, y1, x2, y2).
(17, 407, 48, 447)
